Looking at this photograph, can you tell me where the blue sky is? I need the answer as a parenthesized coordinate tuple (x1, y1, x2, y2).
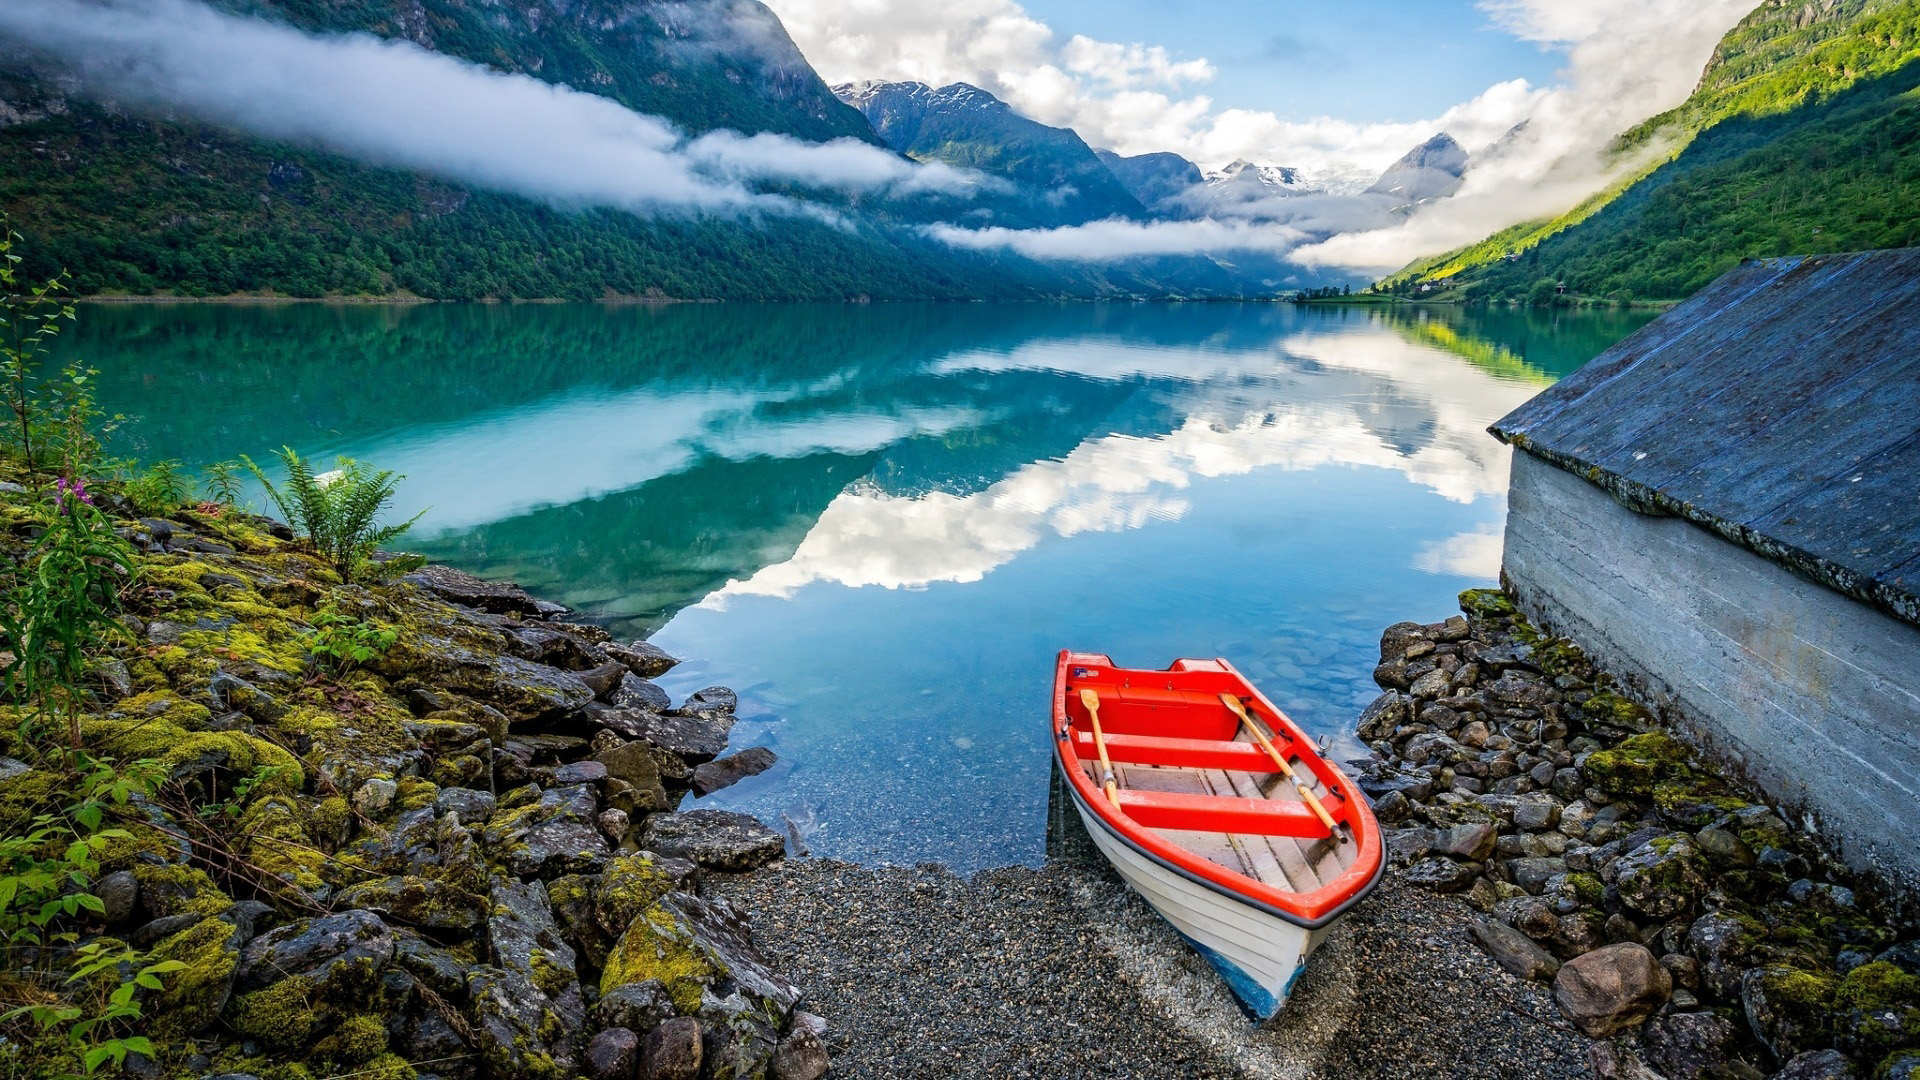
(1020, 0, 1565, 123)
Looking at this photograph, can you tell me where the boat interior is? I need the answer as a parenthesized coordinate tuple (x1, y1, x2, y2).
(1063, 659, 1362, 895)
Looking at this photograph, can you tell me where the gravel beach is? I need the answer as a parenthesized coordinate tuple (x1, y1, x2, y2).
(712, 843, 1592, 1079)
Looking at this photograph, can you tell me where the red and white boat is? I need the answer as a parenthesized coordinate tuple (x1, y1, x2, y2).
(1052, 651, 1384, 1019)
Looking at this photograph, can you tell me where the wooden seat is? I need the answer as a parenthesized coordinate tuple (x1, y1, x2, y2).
(1113, 789, 1323, 837)
(1071, 731, 1279, 772)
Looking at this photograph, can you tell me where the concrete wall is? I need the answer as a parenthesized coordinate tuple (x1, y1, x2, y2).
(1502, 452, 1920, 900)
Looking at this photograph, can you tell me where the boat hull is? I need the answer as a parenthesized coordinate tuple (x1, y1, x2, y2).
(1060, 756, 1326, 1019)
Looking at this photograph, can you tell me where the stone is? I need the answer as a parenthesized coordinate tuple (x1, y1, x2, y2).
(1434, 822, 1498, 862)
(469, 966, 581, 1079)
(674, 686, 738, 721)
(770, 1024, 829, 1080)
(507, 625, 606, 671)
(1386, 828, 1434, 865)
(403, 564, 542, 615)
(641, 811, 785, 872)
(577, 661, 631, 699)
(699, 1006, 778, 1080)
(1694, 827, 1755, 868)
(614, 674, 673, 712)
(587, 1028, 640, 1080)
(1409, 669, 1452, 699)
(1403, 857, 1482, 893)
(1589, 1040, 1665, 1080)
(1786, 878, 1856, 914)
(1553, 943, 1672, 1037)
(391, 930, 469, 999)
(1494, 896, 1562, 941)
(604, 640, 682, 679)
(333, 875, 485, 932)
(1513, 794, 1563, 833)
(1689, 911, 1766, 1001)
(1662, 953, 1701, 993)
(96, 869, 140, 924)
(351, 777, 399, 817)
(692, 747, 778, 796)
(1639, 1011, 1761, 1080)
(488, 878, 586, 1026)
(236, 909, 395, 992)
(1772, 1050, 1859, 1080)
(642, 1016, 702, 1080)
(1879, 942, 1920, 976)
(434, 786, 496, 825)
(599, 808, 632, 843)
(481, 784, 611, 878)
(1508, 857, 1568, 895)
(1612, 835, 1708, 919)
(596, 980, 676, 1035)
(1380, 621, 1426, 660)
(1371, 789, 1412, 824)
(553, 760, 609, 786)
(1741, 966, 1839, 1062)
(1470, 917, 1560, 981)
(1878, 1052, 1920, 1080)
(1357, 693, 1411, 741)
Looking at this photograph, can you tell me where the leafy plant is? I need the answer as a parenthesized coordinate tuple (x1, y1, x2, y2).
(307, 606, 397, 674)
(195, 763, 284, 820)
(0, 758, 176, 1079)
(200, 460, 244, 508)
(125, 460, 192, 517)
(0, 480, 138, 752)
(242, 447, 424, 582)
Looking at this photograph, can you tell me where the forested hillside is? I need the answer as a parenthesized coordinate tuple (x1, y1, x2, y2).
(1385, 0, 1920, 303)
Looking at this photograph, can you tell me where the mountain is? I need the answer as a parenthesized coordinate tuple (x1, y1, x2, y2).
(1095, 149, 1204, 213)
(1366, 133, 1469, 204)
(834, 80, 1146, 226)
(1384, 0, 1920, 302)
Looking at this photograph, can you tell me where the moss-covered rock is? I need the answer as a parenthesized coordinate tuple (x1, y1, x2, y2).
(601, 904, 721, 1015)
(1585, 732, 1694, 799)
(1743, 965, 1840, 1061)
(146, 914, 244, 1036)
(131, 863, 231, 918)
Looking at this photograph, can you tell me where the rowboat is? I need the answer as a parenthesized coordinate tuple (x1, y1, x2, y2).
(1052, 651, 1383, 1019)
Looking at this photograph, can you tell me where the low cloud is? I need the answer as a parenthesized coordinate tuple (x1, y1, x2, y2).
(927, 218, 1306, 261)
(0, 0, 990, 218)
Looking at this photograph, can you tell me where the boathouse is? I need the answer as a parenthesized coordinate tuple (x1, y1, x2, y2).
(1490, 249, 1920, 898)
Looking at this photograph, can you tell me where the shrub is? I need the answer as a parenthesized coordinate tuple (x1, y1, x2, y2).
(308, 605, 398, 673)
(125, 460, 192, 517)
(243, 447, 424, 582)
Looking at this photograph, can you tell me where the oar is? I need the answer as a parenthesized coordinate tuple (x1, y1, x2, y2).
(1078, 688, 1121, 808)
(1219, 693, 1344, 842)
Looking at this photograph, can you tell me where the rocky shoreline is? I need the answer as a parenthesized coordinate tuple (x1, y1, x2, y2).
(1352, 589, 1920, 1079)
(0, 493, 821, 1080)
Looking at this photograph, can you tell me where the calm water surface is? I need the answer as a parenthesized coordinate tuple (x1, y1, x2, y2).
(77, 302, 1653, 870)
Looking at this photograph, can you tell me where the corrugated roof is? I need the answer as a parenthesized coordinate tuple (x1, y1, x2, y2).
(1490, 248, 1920, 629)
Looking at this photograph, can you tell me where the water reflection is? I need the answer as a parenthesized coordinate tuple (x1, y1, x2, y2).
(79, 300, 1653, 868)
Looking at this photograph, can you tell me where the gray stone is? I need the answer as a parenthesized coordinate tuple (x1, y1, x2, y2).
(604, 640, 681, 679)
(434, 786, 496, 825)
(1371, 789, 1412, 824)
(488, 879, 586, 1030)
(770, 1024, 829, 1080)
(1508, 857, 1568, 895)
(599, 808, 631, 843)
(403, 564, 542, 615)
(1470, 917, 1560, 981)
(469, 965, 580, 1079)
(1877, 1052, 1920, 1080)
(1434, 822, 1498, 862)
(481, 784, 611, 878)
(1612, 835, 1708, 918)
(641, 811, 785, 873)
(1386, 828, 1434, 865)
(1588, 1041, 1666, 1080)
(96, 869, 139, 924)
(1409, 669, 1452, 699)
(1513, 794, 1563, 833)
(587, 1028, 640, 1080)
(1689, 910, 1765, 1002)
(1553, 942, 1671, 1037)
(236, 909, 395, 992)
(553, 760, 609, 786)
(1742, 966, 1836, 1062)
(1772, 1049, 1860, 1080)
(1357, 693, 1411, 741)
(1403, 857, 1482, 893)
(641, 1016, 702, 1080)
(352, 777, 399, 817)
(673, 686, 738, 722)
(577, 660, 632, 700)
(391, 930, 469, 999)
(1494, 896, 1562, 941)
(1694, 827, 1755, 868)
(334, 875, 485, 931)
(1640, 1011, 1761, 1080)
(614, 674, 673, 712)
(1786, 878, 1856, 914)
(692, 747, 777, 796)
(596, 980, 676, 1036)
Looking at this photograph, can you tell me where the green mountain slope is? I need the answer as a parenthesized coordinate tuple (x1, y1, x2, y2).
(1384, 0, 1920, 302)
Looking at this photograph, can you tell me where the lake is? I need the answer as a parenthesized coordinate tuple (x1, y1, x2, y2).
(77, 301, 1654, 870)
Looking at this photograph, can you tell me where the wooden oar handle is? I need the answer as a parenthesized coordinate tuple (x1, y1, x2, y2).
(1081, 688, 1121, 808)
(1221, 693, 1347, 843)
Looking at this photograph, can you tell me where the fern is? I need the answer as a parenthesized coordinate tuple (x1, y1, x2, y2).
(242, 447, 424, 582)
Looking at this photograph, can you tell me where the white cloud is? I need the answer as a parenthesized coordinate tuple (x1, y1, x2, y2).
(926, 217, 1305, 260)
(0, 0, 992, 219)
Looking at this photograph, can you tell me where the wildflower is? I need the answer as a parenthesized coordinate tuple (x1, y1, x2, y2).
(52, 476, 93, 509)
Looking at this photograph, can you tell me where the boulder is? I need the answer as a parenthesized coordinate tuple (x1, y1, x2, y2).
(1772, 1049, 1860, 1079)
(236, 909, 395, 993)
(1690, 909, 1767, 1001)
(488, 879, 586, 1029)
(613, 674, 673, 712)
(641, 811, 785, 873)
(586, 1028, 640, 1080)
(96, 869, 140, 924)
(481, 784, 611, 878)
(641, 1016, 702, 1080)
(1639, 1011, 1762, 1080)
(672, 687, 738, 722)
(604, 640, 682, 679)
(594, 741, 674, 809)
(692, 747, 777, 796)
(333, 874, 485, 932)
(1470, 917, 1560, 981)
(770, 1025, 829, 1080)
(1508, 857, 1568, 896)
(595, 980, 676, 1035)
(403, 565, 542, 615)
(1434, 823, 1499, 862)
(469, 966, 580, 1079)
(1611, 835, 1709, 919)
(1741, 966, 1838, 1062)
(1403, 857, 1481, 893)
(1552, 942, 1672, 1037)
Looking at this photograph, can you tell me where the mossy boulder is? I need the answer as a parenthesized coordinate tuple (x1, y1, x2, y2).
(146, 914, 245, 1036)
(1835, 963, 1920, 1061)
(601, 904, 722, 1015)
(132, 863, 232, 919)
(1586, 732, 1694, 800)
(1743, 966, 1840, 1061)
(1612, 834, 1710, 919)
(467, 966, 578, 1080)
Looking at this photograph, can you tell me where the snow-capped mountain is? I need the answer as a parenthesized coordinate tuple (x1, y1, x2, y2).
(1203, 159, 1314, 193)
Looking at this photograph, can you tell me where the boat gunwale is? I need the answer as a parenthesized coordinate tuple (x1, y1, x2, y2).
(1051, 649, 1385, 928)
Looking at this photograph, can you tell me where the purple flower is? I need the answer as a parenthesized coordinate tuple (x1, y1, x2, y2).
(53, 476, 93, 509)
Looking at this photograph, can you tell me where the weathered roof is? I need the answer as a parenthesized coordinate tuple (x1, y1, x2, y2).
(1491, 249, 1920, 629)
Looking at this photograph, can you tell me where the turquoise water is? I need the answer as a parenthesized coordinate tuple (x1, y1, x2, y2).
(78, 301, 1653, 869)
